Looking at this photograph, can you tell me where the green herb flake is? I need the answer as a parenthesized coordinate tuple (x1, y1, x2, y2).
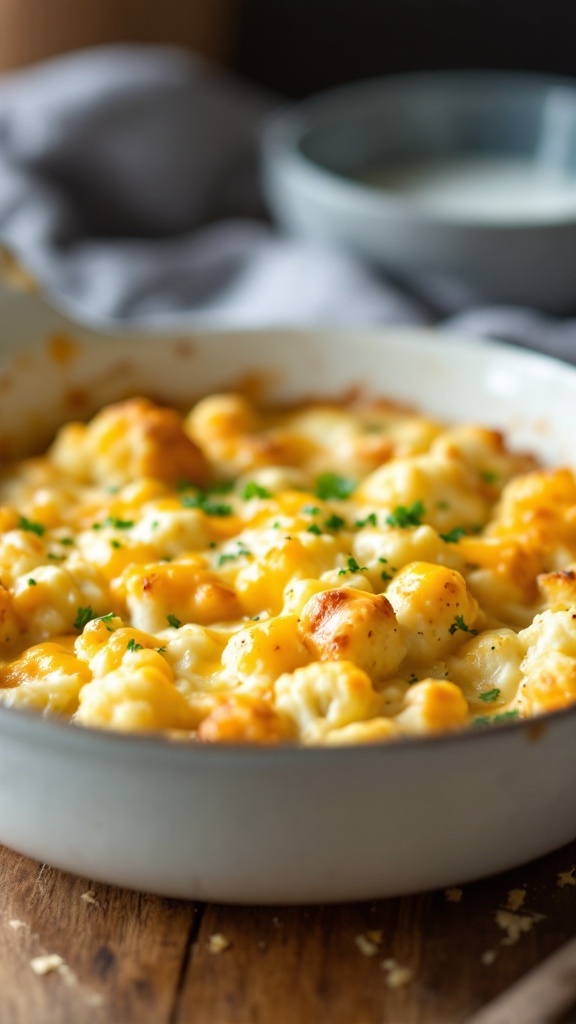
(99, 612, 115, 623)
(167, 614, 182, 629)
(74, 606, 97, 631)
(302, 504, 321, 516)
(27, 578, 37, 587)
(104, 516, 134, 530)
(59, 537, 74, 546)
(181, 492, 233, 517)
(479, 688, 501, 703)
(480, 469, 499, 484)
(18, 515, 45, 536)
(386, 500, 425, 529)
(338, 556, 368, 576)
(355, 512, 377, 528)
(47, 553, 65, 561)
(324, 514, 346, 531)
(354, 512, 377, 528)
(473, 710, 520, 727)
(126, 638, 143, 652)
(156, 646, 167, 653)
(315, 472, 357, 501)
(242, 481, 272, 500)
(449, 615, 479, 636)
(110, 539, 122, 549)
(306, 523, 323, 536)
(440, 526, 467, 544)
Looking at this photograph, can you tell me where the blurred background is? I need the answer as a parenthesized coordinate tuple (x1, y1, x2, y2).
(1, 0, 575, 90)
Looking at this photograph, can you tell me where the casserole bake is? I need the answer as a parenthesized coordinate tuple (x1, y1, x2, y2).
(0, 386, 574, 743)
(0, 284, 573, 901)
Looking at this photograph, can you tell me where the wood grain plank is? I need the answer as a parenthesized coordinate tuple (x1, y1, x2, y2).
(0, 845, 199, 1024)
(175, 839, 576, 1024)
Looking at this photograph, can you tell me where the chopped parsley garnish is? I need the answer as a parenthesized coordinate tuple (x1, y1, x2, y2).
(315, 472, 357, 501)
(440, 526, 467, 544)
(217, 545, 251, 566)
(47, 553, 65, 561)
(18, 515, 45, 536)
(27, 578, 36, 587)
(449, 615, 479, 636)
(480, 469, 499, 484)
(126, 638, 143, 652)
(479, 688, 501, 703)
(306, 523, 323, 536)
(167, 614, 182, 629)
(473, 711, 520, 727)
(74, 606, 97, 630)
(156, 646, 167, 653)
(110, 539, 122, 549)
(99, 612, 115, 623)
(302, 504, 321, 516)
(242, 481, 272, 500)
(181, 491, 233, 516)
(104, 516, 134, 530)
(380, 569, 395, 581)
(59, 537, 74, 546)
(338, 556, 367, 576)
(386, 501, 425, 529)
(324, 514, 346, 531)
(355, 512, 377, 528)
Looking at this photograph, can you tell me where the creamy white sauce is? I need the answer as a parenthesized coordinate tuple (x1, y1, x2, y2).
(360, 156, 576, 222)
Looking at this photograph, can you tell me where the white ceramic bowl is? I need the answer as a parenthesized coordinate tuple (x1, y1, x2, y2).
(262, 71, 576, 311)
(0, 284, 575, 903)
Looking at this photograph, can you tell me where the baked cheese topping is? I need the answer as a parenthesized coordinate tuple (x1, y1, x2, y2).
(0, 392, 574, 744)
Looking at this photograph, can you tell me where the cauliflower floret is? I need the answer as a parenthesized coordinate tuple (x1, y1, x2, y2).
(197, 693, 296, 744)
(0, 527, 46, 587)
(394, 679, 469, 734)
(357, 453, 490, 532)
(74, 649, 195, 731)
(274, 660, 383, 743)
(518, 608, 576, 714)
(221, 615, 309, 688)
(297, 587, 405, 680)
(186, 393, 313, 475)
(385, 561, 482, 663)
(50, 398, 210, 488)
(112, 558, 242, 632)
(11, 559, 111, 642)
(430, 425, 537, 490)
(445, 629, 524, 706)
(0, 641, 91, 715)
(233, 530, 344, 617)
(352, 523, 464, 593)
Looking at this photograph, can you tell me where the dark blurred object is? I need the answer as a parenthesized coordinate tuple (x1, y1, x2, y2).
(234, 0, 576, 97)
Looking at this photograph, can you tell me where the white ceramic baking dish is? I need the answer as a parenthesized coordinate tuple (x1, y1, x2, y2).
(0, 283, 574, 904)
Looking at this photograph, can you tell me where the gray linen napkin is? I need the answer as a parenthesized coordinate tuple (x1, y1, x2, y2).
(0, 43, 575, 360)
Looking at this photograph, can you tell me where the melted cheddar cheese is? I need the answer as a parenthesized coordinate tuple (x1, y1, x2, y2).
(0, 392, 573, 744)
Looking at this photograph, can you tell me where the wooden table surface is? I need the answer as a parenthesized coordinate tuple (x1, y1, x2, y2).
(1, 838, 574, 1024)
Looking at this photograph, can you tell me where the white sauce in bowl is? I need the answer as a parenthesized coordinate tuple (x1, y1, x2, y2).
(361, 156, 576, 222)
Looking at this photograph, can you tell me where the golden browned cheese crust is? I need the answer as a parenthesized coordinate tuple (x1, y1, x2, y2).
(0, 391, 573, 743)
